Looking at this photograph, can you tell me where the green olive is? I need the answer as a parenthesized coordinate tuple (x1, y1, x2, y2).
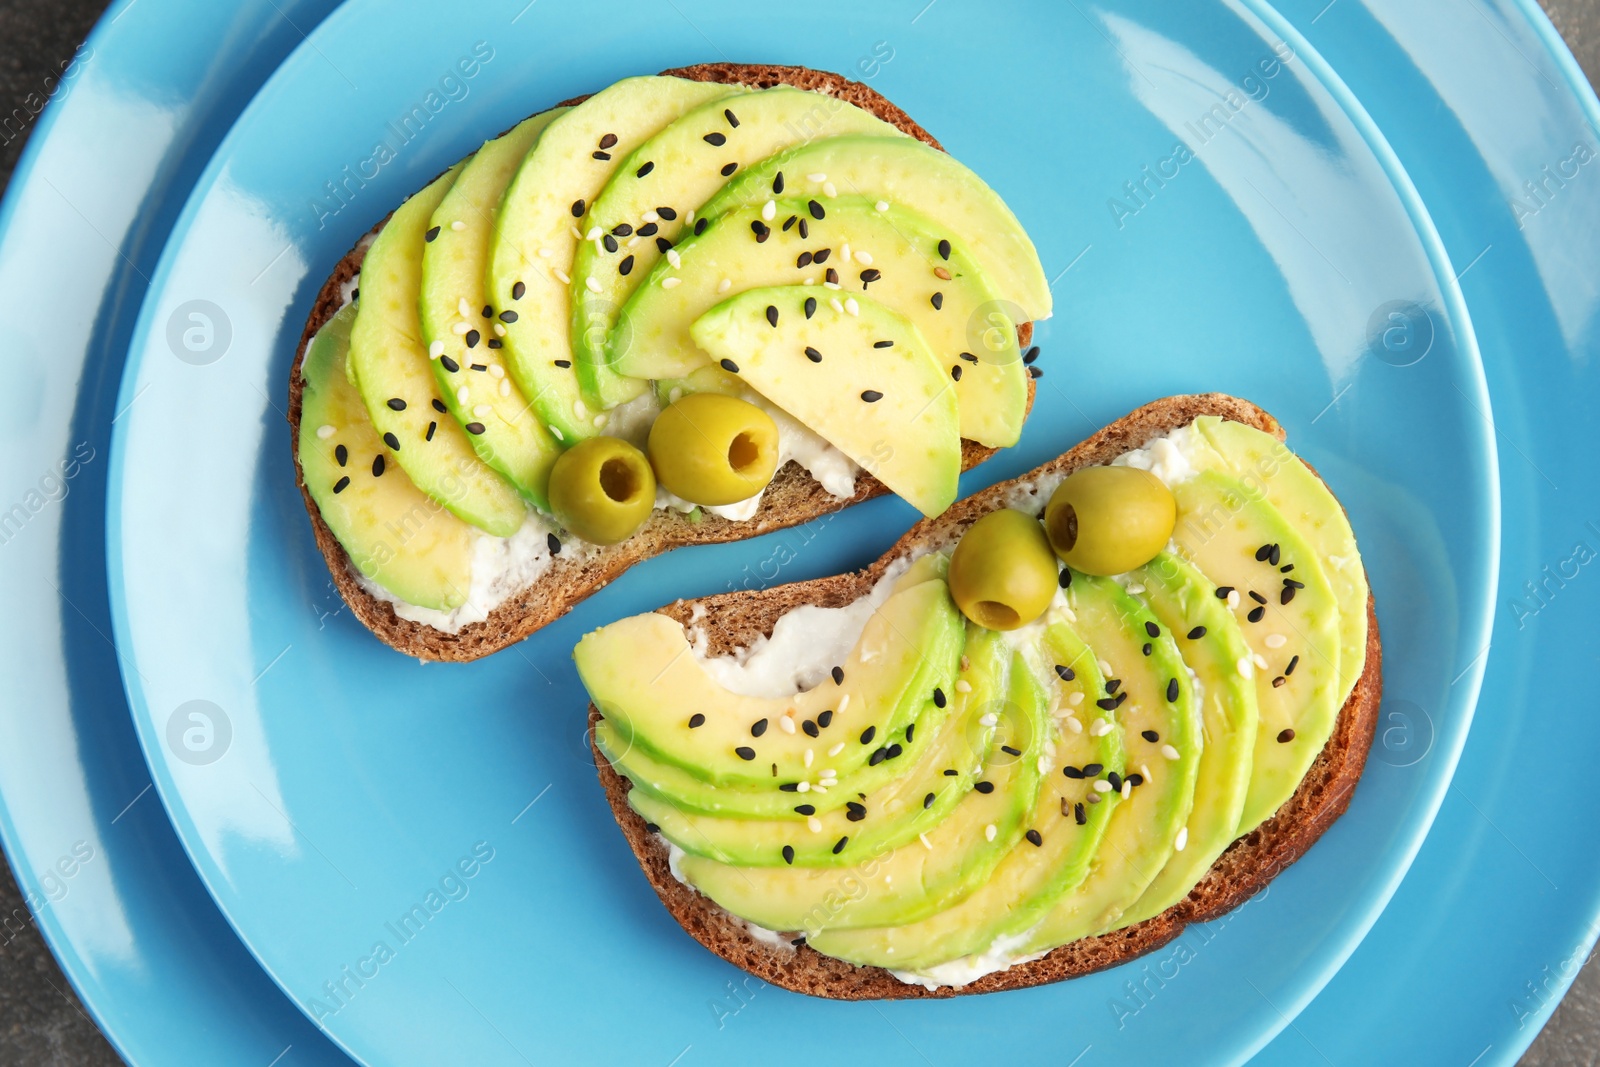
(947, 509, 1059, 631)
(1044, 466, 1176, 576)
(547, 436, 656, 545)
(648, 393, 779, 506)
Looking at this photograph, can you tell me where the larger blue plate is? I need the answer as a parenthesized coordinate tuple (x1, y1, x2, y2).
(107, 1, 1494, 1064)
(0, 0, 353, 1063)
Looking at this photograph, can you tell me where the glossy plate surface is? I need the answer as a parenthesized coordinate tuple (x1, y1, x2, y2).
(108, 0, 1494, 1064)
(0, 0, 354, 1063)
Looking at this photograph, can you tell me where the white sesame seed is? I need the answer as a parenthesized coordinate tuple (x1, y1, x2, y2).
(452, 321, 471, 335)
(1064, 716, 1082, 734)
(807, 173, 827, 183)
(797, 781, 809, 793)
(808, 817, 822, 833)
(627, 236, 639, 248)
(1090, 720, 1112, 737)
(458, 297, 473, 317)
(586, 226, 602, 241)
(570, 225, 583, 240)
(1038, 755, 1051, 774)
(501, 379, 512, 397)
(1121, 780, 1132, 799)
(717, 278, 732, 293)
(473, 404, 491, 417)
(979, 713, 998, 727)
(549, 424, 564, 441)
(838, 694, 850, 714)
(666, 249, 682, 269)
(537, 247, 554, 259)
(823, 181, 837, 198)
(1226, 590, 1240, 609)
(1093, 780, 1112, 793)
(1141, 762, 1152, 782)
(812, 785, 829, 794)
(585, 277, 602, 294)
(1098, 660, 1114, 677)
(919, 832, 933, 850)
(840, 243, 851, 262)
(804, 748, 814, 768)
(457, 387, 469, 404)
(828, 741, 844, 756)
(1265, 633, 1287, 649)
(830, 297, 844, 313)
(1161, 744, 1181, 761)
(592, 414, 606, 428)
(1237, 656, 1254, 679)
(685, 209, 695, 224)
(844, 298, 859, 316)
(762, 199, 777, 222)
(823, 281, 841, 290)
(1253, 653, 1269, 670)
(641, 210, 660, 223)
(662, 277, 682, 289)
(802, 278, 815, 286)
(954, 680, 972, 693)
(554, 269, 571, 284)
(1068, 691, 1084, 706)
(1175, 826, 1189, 851)
(855, 250, 873, 266)
(450, 220, 465, 231)
(985, 824, 997, 842)
(316, 424, 336, 439)
(493, 322, 507, 337)
(428, 340, 445, 359)
(875, 200, 889, 211)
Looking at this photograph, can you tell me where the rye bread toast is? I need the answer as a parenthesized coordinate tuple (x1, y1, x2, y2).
(590, 392, 1383, 999)
(288, 63, 1035, 662)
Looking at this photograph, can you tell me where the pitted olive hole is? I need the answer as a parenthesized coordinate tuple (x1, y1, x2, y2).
(728, 431, 762, 474)
(1047, 502, 1078, 551)
(599, 458, 639, 503)
(975, 600, 1021, 630)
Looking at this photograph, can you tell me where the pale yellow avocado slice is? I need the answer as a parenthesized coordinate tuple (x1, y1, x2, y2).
(689, 286, 960, 517)
(807, 618, 1124, 969)
(420, 107, 567, 506)
(575, 558, 963, 788)
(348, 162, 524, 536)
(681, 632, 1046, 933)
(488, 75, 742, 444)
(571, 86, 906, 405)
(299, 304, 477, 610)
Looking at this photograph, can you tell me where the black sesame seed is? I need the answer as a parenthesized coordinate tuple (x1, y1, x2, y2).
(832, 837, 848, 855)
(924, 792, 936, 809)
(804, 296, 817, 319)
(937, 238, 951, 260)
(872, 339, 893, 349)
(1142, 643, 1153, 657)
(1054, 664, 1076, 682)
(860, 268, 882, 286)
(465, 330, 480, 348)
(1001, 745, 1022, 757)
(860, 390, 883, 403)
(694, 217, 710, 236)
(869, 747, 888, 766)
(1255, 544, 1274, 562)
(845, 807, 865, 823)
(932, 688, 946, 708)
(905, 723, 915, 743)
(1273, 676, 1287, 688)
(1083, 763, 1104, 776)
(465, 422, 486, 435)
(782, 845, 794, 864)
(735, 746, 756, 761)
(1250, 590, 1268, 604)
(386, 397, 407, 411)
(808, 199, 825, 219)
(794, 804, 815, 816)
(974, 781, 995, 794)
(425, 421, 437, 441)
(383, 431, 401, 451)
(779, 782, 798, 791)
(825, 267, 838, 284)
(1215, 586, 1235, 599)
(1106, 679, 1122, 695)
(425, 225, 440, 242)
(724, 108, 740, 127)
(1278, 728, 1296, 743)
(1166, 677, 1180, 702)
(636, 160, 654, 177)
(432, 398, 447, 413)
(481, 305, 493, 319)
(334, 444, 348, 467)
(751, 718, 768, 737)
(371, 454, 385, 477)
(1142, 729, 1160, 742)
(619, 255, 634, 276)
(832, 665, 844, 685)
(1286, 655, 1299, 676)
(1145, 621, 1161, 638)
(719, 358, 739, 373)
(959, 351, 979, 363)
(1281, 563, 1295, 572)
(1075, 803, 1088, 825)
(332, 476, 349, 494)
(1285, 578, 1305, 589)
(570, 199, 585, 218)
(951, 365, 962, 381)
(720, 162, 738, 176)
(930, 291, 944, 311)
(1029, 366, 1043, 379)
(470, 364, 487, 372)
(547, 532, 561, 555)
(797, 251, 813, 268)
(1026, 829, 1044, 847)
(592, 150, 611, 161)
(811, 246, 828, 262)
(765, 304, 779, 327)
(798, 219, 809, 239)
(782, 214, 797, 232)
(860, 725, 876, 745)
(802, 719, 819, 737)
(598, 133, 618, 149)
(602, 234, 619, 253)
(1059, 568, 1073, 588)
(657, 206, 678, 221)
(818, 710, 834, 728)
(1063, 766, 1085, 779)
(1128, 773, 1145, 787)
(1280, 585, 1297, 605)
(1096, 696, 1119, 710)
(1023, 345, 1040, 364)
(553, 359, 572, 368)
(944, 769, 958, 777)
(645, 822, 660, 833)
(687, 713, 706, 729)
(703, 131, 727, 146)
(655, 236, 672, 253)
(1108, 771, 1123, 790)
(1187, 626, 1207, 640)
(511, 281, 526, 301)
(1248, 605, 1266, 623)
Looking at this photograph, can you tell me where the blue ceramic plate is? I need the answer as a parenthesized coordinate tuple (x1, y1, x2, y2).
(0, 0, 353, 1063)
(1251, 1, 1600, 1063)
(107, 1, 1494, 1064)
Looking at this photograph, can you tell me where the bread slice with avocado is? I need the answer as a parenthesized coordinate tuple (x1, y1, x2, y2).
(583, 392, 1382, 998)
(290, 63, 1041, 662)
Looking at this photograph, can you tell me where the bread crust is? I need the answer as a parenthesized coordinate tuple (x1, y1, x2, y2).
(591, 393, 1382, 999)
(289, 63, 1032, 661)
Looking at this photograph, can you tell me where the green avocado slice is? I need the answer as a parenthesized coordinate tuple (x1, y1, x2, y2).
(576, 564, 962, 788)
(1018, 574, 1203, 954)
(689, 286, 960, 518)
(696, 135, 1052, 323)
(678, 632, 1047, 933)
(348, 162, 525, 537)
(617, 195, 1027, 447)
(571, 86, 905, 407)
(804, 617, 1124, 969)
(1168, 469, 1342, 836)
(299, 304, 478, 609)
(420, 108, 567, 506)
(1117, 553, 1258, 928)
(488, 75, 741, 444)
(1194, 416, 1369, 705)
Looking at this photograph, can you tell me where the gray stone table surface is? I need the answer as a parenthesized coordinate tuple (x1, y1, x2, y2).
(0, 0, 1596, 1063)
